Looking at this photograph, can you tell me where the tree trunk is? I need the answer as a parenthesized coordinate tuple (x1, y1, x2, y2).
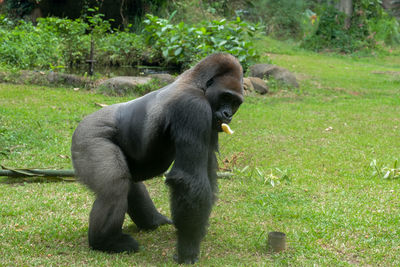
(382, 0, 391, 9)
(339, 0, 353, 29)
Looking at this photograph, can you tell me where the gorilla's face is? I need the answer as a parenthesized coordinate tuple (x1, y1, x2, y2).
(205, 75, 244, 132)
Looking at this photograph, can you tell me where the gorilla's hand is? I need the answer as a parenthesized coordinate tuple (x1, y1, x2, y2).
(138, 213, 173, 231)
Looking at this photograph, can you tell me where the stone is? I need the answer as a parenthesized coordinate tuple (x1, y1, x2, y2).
(148, 73, 175, 84)
(249, 64, 299, 88)
(0, 70, 91, 87)
(248, 77, 269, 95)
(97, 76, 152, 96)
(47, 72, 90, 87)
(243, 77, 254, 95)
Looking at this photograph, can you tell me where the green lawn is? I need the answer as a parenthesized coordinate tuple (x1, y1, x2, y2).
(1, 44, 399, 266)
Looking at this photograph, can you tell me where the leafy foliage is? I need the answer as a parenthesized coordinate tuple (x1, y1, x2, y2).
(36, 17, 89, 66)
(248, 0, 311, 40)
(0, 9, 258, 71)
(0, 20, 63, 69)
(143, 14, 260, 70)
(301, 5, 369, 53)
(0, 14, 147, 70)
(367, 14, 400, 46)
(302, 1, 400, 53)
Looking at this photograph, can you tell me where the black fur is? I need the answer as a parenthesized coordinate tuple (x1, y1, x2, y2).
(71, 53, 243, 264)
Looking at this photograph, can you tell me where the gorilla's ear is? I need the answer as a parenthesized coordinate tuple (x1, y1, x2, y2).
(206, 78, 214, 88)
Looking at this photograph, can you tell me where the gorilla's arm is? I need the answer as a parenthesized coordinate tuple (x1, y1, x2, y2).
(165, 91, 214, 264)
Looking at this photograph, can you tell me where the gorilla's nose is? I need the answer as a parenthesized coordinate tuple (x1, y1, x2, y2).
(222, 111, 232, 123)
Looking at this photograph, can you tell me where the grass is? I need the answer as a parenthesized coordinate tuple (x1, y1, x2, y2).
(1, 40, 400, 266)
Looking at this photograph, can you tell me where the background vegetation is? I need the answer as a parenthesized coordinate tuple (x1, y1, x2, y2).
(0, 0, 399, 72)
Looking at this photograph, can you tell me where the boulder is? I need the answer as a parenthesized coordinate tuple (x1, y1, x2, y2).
(47, 72, 90, 87)
(148, 73, 175, 84)
(243, 77, 254, 95)
(97, 76, 152, 96)
(0, 70, 91, 87)
(249, 64, 299, 88)
(248, 77, 269, 95)
(14, 70, 45, 85)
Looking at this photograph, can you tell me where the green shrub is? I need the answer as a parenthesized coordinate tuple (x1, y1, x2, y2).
(301, 5, 371, 53)
(0, 20, 63, 69)
(36, 17, 90, 66)
(0, 10, 260, 71)
(96, 32, 147, 66)
(143, 14, 260, 70)
(367, 15, 400, 46)
(301, 1, 400, 53)
(248, 0, 311, 40)
(0, 15, 148, 70)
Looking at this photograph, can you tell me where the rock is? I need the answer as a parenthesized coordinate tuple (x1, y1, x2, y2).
(148, 73, 175, 84)
(0, 72, 7, 82)
(97, 76, 152, 96)
(249, 64, 270, 78)
(47, 72, 90, 87)
(19, 70, 48, 85)
(249, 64, 299, 88)
(0, 70, 91, 87)
(243, 77, 254, 95)
(248, 77, 269, 95)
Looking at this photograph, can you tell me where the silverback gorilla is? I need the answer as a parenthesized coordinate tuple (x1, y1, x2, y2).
(71, 53, 244, 264)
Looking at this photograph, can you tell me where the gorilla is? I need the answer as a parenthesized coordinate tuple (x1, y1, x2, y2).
(71, 53, 244, 264)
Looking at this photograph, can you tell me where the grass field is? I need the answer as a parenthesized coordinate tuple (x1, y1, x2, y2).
(1, 41, 400, 266)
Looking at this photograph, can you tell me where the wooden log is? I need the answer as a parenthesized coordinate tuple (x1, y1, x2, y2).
(0, 169, 233, 179)
(0, 169, 75, 177)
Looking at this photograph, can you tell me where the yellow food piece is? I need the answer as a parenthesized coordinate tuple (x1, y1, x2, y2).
(221, 123, 234, 135)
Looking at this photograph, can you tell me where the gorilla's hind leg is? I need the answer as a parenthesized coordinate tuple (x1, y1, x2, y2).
(127, 182, 172, 230)
(89, 190, 139, 253)
(74, 138, 140, 253)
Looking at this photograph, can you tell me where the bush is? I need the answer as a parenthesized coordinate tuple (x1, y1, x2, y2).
(248, 0, 311, 40)
(0, 9, 260, 71)
(143, 14, 260, 70)
(36, 17, 90, 66)
(301, 1, 400, 53)
(0, 20, 63, 69)
(301, 5, 371, 53)
(367, 15, 400, 46)
(96, 32, 147, 66)
(0, 15, 148, 70)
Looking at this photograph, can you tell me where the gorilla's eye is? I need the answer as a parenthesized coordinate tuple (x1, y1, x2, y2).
(206, 78, 214, 88)
(220, 92, 243, 107)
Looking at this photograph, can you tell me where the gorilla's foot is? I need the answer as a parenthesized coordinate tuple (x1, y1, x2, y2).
(90, 233, 139, 253)
(173, 254, 199, 264)
(137, 213, 173, 231)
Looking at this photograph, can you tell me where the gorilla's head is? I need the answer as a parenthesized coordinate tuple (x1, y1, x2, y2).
(205, 74, 243, 132)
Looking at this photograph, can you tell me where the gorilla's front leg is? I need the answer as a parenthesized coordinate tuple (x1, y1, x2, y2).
(167, 169, 213, 264)
(127, 181, 172, 230)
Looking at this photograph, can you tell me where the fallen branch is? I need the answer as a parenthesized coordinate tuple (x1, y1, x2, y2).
(1, 166, 75, 177)
(0, 167, 233, 180)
